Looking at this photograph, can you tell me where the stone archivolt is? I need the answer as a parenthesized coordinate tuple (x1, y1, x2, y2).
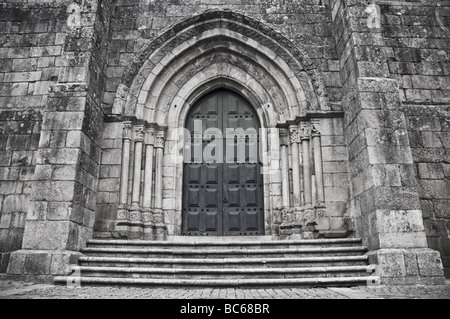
(112, 10, 329, 128)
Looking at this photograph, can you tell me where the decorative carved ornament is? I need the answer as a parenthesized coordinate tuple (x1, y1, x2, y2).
(134, 126, 145, 142)
(123, 121, 132, 140)
(279, 128, 290, 147)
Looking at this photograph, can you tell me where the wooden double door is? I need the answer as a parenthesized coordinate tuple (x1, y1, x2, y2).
(182, 89, 264, 236)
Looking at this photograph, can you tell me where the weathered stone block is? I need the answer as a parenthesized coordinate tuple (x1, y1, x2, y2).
(52, 165, 77, 181)
(32, 181, 77, 202)
(416, 249, 445, 278)
(22, 221, 72, 250)
(27, 201, 48, 221)
(418, 180, 450, 199)
(405, 89, 432, 103)
(50, 251, 81, 276)
(0, 152, 12, 167)
(42, 112, 84, 131)
(434, 200, 450, 219)
(424, 219, 449, 238)
(101, 148, 122, 165)
(418, 163, 445, 179)
(421, 132, 443, 148)
(368, 249, 406, 278)
(2, 195, 30, 214)
(367, 145, 413, 164)
(47, 202, 73, 221)
(375, 210, 425, 234)
(404, 250, 419, 277)
(378, 232, 428, 249)
(24, 252, 51, 275)
(6, 251, 26, 275)
(36, 148, 80, 165)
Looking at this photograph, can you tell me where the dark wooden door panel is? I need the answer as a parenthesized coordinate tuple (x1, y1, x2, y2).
(182, 89, 264, 236)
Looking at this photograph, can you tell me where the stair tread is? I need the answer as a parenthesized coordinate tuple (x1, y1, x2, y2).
(77, 265, 374, 273)
(87, 238, 363, 246)
(81, 246, 368, 254)
(79, 255, 368, 263)
(54, 276, 379, 285)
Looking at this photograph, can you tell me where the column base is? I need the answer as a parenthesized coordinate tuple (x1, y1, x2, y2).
(142, 209, 155, 240)
(368, 248, 445, 285)
(5, 249, 82, 284)
(114, 207, 130, 239)
(153, 209, 167, 241)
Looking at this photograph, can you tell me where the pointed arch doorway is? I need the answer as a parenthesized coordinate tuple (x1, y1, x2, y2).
(182, 89, 265, 236)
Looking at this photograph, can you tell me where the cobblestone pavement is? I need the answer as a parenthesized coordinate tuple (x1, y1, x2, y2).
(1, 279, 450, 299)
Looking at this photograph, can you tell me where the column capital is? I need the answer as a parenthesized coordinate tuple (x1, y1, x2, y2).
(299, 122, 311, 140)
(289, 125, 300, 144)
(145, 124, 158, 146)
(279, 128, 290, 146)
(133, 125, 145, 142)
(311, 124, 321, 137)
(123, 121, 133, 140)
(155, 128, 168, 149)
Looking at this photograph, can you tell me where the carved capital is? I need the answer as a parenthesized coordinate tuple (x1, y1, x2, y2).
(134, 125, 145, 143)
(311, 125, 321, 137)
(289, 125, 299, 144)
(155, 128, 168, 149)
(299, 122, 311, 140)
(145, 124, 157, 146)
(123, 121, 132, 140)
(279, 128, 290, 146)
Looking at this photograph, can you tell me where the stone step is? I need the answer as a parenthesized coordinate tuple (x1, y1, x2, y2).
(54, 275, 379, 288)
(80, 246, 368, 259)
(86, 238, 363, 250)
(74, 265, 375, 279)
(78, 255, 370, 268)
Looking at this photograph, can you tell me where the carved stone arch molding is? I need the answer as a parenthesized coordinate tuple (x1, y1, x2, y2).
(111, 9, 329, 127)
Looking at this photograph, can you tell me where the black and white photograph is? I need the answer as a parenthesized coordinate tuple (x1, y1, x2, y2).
(0, 0, 449, 306)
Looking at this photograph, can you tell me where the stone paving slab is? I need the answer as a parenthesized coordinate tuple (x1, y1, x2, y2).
(1, 279, 449, 300)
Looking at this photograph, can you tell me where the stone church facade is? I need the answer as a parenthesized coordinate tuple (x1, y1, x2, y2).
(0, 0, 448, 285)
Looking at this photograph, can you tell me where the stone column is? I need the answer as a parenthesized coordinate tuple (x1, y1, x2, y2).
(142, 125, 156, 240)
(129, 125, 144, 238)
(300, 122, 316, 238)
(279, 128, 290, 208)
(289, 125, 301, 207)
(115, 121, 132, 237)
(311, 125, 325, 206)
(300, 122, 312, 206)
(153, 128, 167, 240)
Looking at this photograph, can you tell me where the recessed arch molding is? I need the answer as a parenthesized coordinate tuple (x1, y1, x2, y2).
(110, 9, 331, 127)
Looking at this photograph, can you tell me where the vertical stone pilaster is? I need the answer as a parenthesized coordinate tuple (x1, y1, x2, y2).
(279, 128, 290, 209)
(300, 122, 312, 207)
(128, 125, 144, 239)
(153, 127, 167, 240)
(311, 125, 325, 206)
(142, 124, 156, 240)
(130, 126, 144, 211)
(115, 121, 132, 237)
(289, 125, 301, 207)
